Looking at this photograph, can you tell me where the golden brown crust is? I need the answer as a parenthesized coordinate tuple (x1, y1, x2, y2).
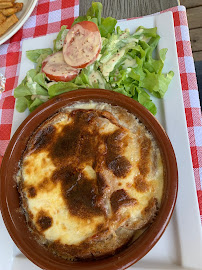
(110, 189, 137, 213)
(18, 103, 164, 261)
(134, 175, 149, 193)
(48, 227, 135, 260)
(138, 134, 152, 176)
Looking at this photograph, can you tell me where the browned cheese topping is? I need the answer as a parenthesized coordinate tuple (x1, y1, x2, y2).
(17, 102, 164, 260)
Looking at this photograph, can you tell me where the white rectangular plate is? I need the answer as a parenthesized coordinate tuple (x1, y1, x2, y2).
(1, 11, 202, 270)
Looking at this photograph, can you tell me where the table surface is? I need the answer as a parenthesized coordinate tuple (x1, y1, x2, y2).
(79, 0, 179, 18)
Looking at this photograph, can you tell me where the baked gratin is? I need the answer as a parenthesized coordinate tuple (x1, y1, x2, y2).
(17, 101, 164, 261)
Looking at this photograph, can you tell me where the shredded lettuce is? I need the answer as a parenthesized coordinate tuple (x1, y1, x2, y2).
(14, 1, 174, 115)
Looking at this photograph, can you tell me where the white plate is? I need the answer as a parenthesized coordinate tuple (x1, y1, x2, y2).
(1, 11, 202, 270)
(0, 0, 38, 45)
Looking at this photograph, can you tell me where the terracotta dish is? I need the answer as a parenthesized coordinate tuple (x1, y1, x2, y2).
(0, 89, 178, 270)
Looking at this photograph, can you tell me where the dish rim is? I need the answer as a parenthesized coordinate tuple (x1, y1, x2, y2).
(0, 89, 178, 270)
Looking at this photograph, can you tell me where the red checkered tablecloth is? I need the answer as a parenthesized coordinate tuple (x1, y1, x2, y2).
(0, 2, 202, 222)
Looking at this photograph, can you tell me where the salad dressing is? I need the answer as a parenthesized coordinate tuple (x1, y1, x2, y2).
(89, 71, 106, 88)
(101, 48, 125, 78)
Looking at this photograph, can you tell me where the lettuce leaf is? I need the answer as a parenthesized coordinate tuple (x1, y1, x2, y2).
(98, 17, 117, 37)
(72, 1, 117, 37)
(15, 97, 29, 112)
(14, 70, 49, 112)
(29, 98, 44, 112)
(48, 82, 81, 97)
(26, 49, 53, 73)
(14, 77, 31, 98)
(26, 48, 53, 63)
(53, 25, 69, 52)
(134, 26, 157, 38)
(34, 73, 48, 90)
(141, 70, 174, 98)
(136, 87, 157, 115)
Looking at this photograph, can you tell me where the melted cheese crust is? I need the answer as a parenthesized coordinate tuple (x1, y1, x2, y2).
(18, 102, 164, 260)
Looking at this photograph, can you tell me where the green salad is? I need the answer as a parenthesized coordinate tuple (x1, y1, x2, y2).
(14, 1, 174, 115)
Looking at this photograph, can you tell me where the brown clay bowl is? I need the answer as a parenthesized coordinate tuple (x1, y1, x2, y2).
(0, 89, 178, 270)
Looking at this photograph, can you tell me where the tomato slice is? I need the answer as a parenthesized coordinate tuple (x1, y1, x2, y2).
(63, 21, 101, 69)
(42, 51, 80, 82)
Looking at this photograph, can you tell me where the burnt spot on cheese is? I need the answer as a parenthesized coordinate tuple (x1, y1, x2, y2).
(105, 129, 125, 153)
(50, 110, 98, 163)
(36, 210, 52, 231)
(27, 186, 37, 198)
(52, 166, 81, 185)
(52, 166, 103, 218)
(33, 125, 56, 151)
(96, 173, 109, 213)
(138, 135, 151, 176)
(79, 132, 98, 163)
(107, 156, 132, 178)
(110, 189, 137, 213)
(50, 123, 79, 159)
(105, 130, 132, 178)
(64, 176, 103, 218)
(134, 175, 149, 193)
(96, 172, 108, 196)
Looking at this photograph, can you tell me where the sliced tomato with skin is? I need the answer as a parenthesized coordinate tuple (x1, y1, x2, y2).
(42, 51, 80, 82)
(63, 21, 102, 68)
